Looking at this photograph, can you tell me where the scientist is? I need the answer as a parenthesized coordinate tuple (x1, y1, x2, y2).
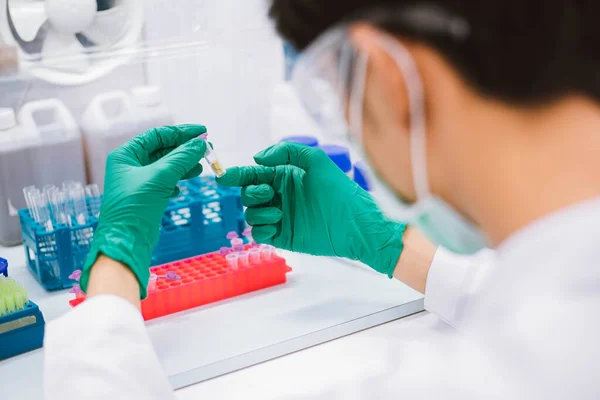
(44, 0, 600, 399)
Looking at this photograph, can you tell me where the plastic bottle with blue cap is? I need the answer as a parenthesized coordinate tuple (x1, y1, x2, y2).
(353, 161, 372, 191)
(318, 144, 353, 178)
(280, 135, 320, 147)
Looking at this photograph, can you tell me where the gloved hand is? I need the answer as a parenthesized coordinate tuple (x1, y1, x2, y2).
(80, 125, 207, 298)
(217, 142, 406, 277)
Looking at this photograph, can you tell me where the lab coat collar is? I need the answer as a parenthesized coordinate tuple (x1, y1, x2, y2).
(495, 195, 600, 266)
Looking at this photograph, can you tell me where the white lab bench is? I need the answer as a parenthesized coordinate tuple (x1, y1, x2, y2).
(0, 244, 429, 399)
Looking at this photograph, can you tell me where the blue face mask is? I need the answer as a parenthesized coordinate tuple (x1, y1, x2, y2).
(365, 171, 489, 254)
(347, 34, 489, 255)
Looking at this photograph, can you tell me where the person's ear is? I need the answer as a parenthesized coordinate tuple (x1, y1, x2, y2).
(349, 24, 411, 140)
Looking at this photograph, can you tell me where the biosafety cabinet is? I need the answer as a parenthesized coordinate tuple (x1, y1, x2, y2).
(0, 4, 427, 398)
(0, 0, 285, 245)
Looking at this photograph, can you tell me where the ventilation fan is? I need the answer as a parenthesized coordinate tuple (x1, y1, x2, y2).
(0, 0, 143, 85)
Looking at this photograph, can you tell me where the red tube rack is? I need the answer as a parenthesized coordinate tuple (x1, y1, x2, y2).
(69, 246, 292, 321)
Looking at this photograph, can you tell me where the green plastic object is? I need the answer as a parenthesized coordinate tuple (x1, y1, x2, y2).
(218, 142, 407, 277)
(80, 125, 208, 299)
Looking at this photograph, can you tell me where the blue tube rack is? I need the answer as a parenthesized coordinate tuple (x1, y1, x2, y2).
(0, 300, 45, 360)
(19, 176, 245, 291)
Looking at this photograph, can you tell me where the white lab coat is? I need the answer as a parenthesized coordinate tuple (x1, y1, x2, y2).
(44, 198, 600, 399)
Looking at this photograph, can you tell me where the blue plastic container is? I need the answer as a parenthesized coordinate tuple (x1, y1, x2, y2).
(19, 176, 245, 291)
(0, 257, 7, 277)
(353, 161, 371, 191)
(280, 135, 320, 147)
(0, 300, 45, 360)
(318, 144, 352, 174)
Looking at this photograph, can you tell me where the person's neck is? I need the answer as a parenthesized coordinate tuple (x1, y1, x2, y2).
(472, 97, 600, 246)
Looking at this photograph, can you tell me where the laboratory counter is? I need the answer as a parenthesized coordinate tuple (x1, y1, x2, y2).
(0, 243, 428, 399)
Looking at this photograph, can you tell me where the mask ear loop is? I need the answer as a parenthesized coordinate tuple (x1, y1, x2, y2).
(348, 46, 368, 145)
(376, 35, 429, 202)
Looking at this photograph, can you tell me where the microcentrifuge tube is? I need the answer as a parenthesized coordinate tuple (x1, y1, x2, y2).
(249, 248, 261, 264)
(226, 253, 239, 270)
(199, 133, 226, 178)
(238, 251, 249, 267)
(231, 238, 244, 252)
(148, 274, 158, 294)
(260, 244, 274, 261)
(226, 231, 239, 240)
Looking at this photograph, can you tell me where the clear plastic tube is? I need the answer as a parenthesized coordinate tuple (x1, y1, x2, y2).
(231, 238, 244, 252)
(30, 191, 53, 231)
(199, 133, 226, 178)
(49, 189, 69, 225)
(249, 248, 261, 264)
(69, 186, 88, 226)
(23, 186, 38, 212)
(226, 253, 239, 270)
(260, 244, 274, 261)
(85, 184, 101, 218)
(238, 251, 249, 267)
(148, 274, 158, 294)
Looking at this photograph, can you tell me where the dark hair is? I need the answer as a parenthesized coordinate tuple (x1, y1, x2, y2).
(269, 0, 600, 105)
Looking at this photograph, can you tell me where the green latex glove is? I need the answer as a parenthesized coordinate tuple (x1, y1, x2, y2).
(80, 125, 208, 298)
(217, 142, 406, 277)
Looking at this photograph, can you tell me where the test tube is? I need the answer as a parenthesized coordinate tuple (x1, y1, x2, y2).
(42, 185, 57, 201)
(148, 274, 158, 294)
(260, 244, 274, 261)
(226, 253, 239, 270)
(68, 185, 87, 226)
(85, 184, 101, 218)
(30, 191, 53, 231)
(199, 133, 226, 178)
(249, 248, 261, 264)
(49, 189, 69, 225)
(238, 251, 249, 267)
(23, 186, 38, 212)
(231, 237, 244, 252)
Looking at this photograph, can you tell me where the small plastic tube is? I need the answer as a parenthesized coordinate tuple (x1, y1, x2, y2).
(226, 253, 239, 270)
(42, 185, 57, 201)
(49, 189, 69, 225)
(148, 274, 158, 294)
(249, 248, 261, 264)
(165, 271, 181, 281)
(226, 231, 239, 240)
(242, 227, 255, 245)
(199, 133, 226, 178)
(30, 191, 53, 231)
(85, 184, 101, 218)
(68, 186, 87, 225)
(238, 251, 249, 267)
(231, 238, 244, 252)
(23, 186, 39, 214)
(260, 244, 274, 261)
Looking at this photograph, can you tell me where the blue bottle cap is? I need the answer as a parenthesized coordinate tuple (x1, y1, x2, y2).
(280, 135, 320, 147)
(0, 257, 7, 277)
(353, 161, 371, 191)
(318, 144, 352, 173)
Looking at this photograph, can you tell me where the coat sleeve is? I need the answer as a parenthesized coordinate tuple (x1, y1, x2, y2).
(424, 247, 496, 328)
(44, 295, 175, 400)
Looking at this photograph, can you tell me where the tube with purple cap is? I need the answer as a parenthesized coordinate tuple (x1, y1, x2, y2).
(199, 133, 226, 178)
